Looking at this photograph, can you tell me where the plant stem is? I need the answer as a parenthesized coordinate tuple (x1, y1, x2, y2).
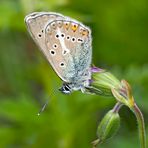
(112, 102, 122, 113)
(131, 103, 146, 148)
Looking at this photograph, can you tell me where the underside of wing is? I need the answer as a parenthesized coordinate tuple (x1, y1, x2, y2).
(44, 19, 92, 82)
(24, 12, 65, 60)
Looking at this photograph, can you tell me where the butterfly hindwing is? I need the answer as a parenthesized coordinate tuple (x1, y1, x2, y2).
(44, 19, 92, 82)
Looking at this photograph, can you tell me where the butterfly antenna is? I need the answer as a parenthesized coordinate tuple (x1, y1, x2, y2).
(37, 99, 49, 116)
(37, 88, 58, 116)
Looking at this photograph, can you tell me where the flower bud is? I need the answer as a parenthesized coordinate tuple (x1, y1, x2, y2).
(86, 67, 121, 96)
(95, 110, 120, 145)
(111, 80, 135, 107)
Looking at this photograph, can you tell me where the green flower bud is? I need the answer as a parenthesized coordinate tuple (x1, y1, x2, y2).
(86, 67, 121, 96)
(111, 80, 135, 107)
(95, 110, 120, 145)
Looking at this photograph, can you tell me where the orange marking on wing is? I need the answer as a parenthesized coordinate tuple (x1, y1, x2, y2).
(82, 29, 88, 36)
(64, 22, 70, 30)
(71, 24, 78, 32)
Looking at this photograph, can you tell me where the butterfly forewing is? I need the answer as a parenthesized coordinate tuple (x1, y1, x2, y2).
(45, 19, 92, 82)
(24, 12, 65, 60)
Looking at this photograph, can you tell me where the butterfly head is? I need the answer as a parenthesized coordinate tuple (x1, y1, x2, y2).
(59, 83, 72, 94)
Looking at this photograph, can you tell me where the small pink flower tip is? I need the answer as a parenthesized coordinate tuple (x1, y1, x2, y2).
(91, 66, 104, 73)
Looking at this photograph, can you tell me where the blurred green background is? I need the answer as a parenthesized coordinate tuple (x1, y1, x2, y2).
(0, 0, 148, 148)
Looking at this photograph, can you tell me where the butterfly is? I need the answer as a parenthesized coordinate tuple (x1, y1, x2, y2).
(25, 12, 92, 94)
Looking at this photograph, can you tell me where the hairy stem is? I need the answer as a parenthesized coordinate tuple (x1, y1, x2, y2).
(131, 103, 146, 148)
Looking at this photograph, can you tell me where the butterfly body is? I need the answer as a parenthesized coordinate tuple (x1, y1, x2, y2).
(25, 12, 92, 94)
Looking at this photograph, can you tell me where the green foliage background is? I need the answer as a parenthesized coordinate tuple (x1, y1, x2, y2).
(0, 0, 148, 147)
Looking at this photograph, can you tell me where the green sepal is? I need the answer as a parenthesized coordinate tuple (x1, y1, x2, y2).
(97, 110, 120, 143)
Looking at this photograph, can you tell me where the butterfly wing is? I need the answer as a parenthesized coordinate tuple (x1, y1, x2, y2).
(24, 12, 65, 60)
(45, 19, 92, 83)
